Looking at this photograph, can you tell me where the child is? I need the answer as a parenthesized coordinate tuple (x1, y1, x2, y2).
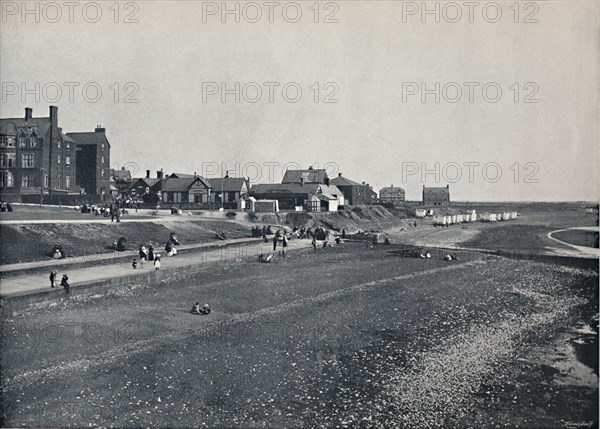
(154, 256, 161, 270)
(132, 258, 138, 269)
(200, 304, 211, 315)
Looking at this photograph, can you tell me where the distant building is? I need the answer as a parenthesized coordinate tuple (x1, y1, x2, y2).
(68, 126, 111, 198)
(379, 185, 405, 205)
(161, 176, 212, 204)
(128, 170, 166, 203)
(112, 167, 133, 196)
(208, 176, 249, 208)
(330, 173, 373, 205)
(282, 166, 329, 185)
(422, 185, 450, 206)
(0, 106, 79, 201)
(250, 182, 343, 212)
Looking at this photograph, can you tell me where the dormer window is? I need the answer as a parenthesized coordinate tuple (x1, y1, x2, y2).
(6, 137, 15, 147)
(19, 137, 26, 147)
(30, 137, 37, 147)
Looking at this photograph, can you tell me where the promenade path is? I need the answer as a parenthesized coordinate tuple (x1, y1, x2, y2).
(0, 238, 313, 297)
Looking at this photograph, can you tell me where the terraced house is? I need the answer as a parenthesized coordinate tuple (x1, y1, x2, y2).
(0, 106, 78, 201)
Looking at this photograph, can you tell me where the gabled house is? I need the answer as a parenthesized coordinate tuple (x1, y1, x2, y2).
(379, 185, 405, 205)
(207, 177, 249, 207)
(161, 176, 212, 204)
(422, 185, 450, 206)
(129, 176, 164, 203)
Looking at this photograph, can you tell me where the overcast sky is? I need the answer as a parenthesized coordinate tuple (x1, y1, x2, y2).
(1, 0, 598, 201)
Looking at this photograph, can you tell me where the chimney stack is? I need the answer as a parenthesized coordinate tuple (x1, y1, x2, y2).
(338, 173, 342, 177)
(95, 125, 105, 133)
(24, 107, 32, 121)
(49, 106, 58, 130)
(157, 169, 164, 179)
(146, 170, 150, 178)
(308, 166, 313, 170)
(300, 177, 305, 187)
(121, 167, 125, 171)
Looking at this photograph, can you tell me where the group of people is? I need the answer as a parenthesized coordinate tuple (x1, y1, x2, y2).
(137, 243, 161, 270)
(135, 233, 181, 270)
(251, 225, 273, 239)
(0, 201, 14, 212)
(190, 302, 210, 315)
(49, 270, 70, 294)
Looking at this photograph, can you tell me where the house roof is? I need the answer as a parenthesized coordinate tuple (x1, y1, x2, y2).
(168, 172, 195, 179)
(330, 176, 364, 187)
(423, 186, 450, 195)
(161, 176, 212, 192)
(0, 117, 51, 137)
(380, 186, 405, 196)
(207, 177, 248, 192)
(112, 169, 132, 182)
(282, 168, 328, 184)
(251, 183, 343, 197)
(67, 130, 110, 147)
(131, 177, 162, 188)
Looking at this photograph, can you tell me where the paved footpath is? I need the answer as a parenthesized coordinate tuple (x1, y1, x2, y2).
(1, 238, 313, 297)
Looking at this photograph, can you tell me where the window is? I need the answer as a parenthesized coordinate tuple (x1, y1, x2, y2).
(65, 176, 71, 188)
(30, 137, 37, 147)
(66, 142, 70, 150)
(101, 156, 105, 164)
(65, 156, 71, 166)
(44, 174, 48, 188)
(22, 174, 34, 188)
(101, 143, 105, 151)
(0, 154, 16, 168)
(57, 140, 60, 149)
(101, 169, 106, 177)
(19, 137, 26, 147)
(0, 171, 14, 188)
(22, 153, 34, 168)
(57, 155, 61, 164)
(6, 137, 15, 147)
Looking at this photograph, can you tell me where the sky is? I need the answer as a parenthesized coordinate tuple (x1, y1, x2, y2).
(1, 0, 598, 201)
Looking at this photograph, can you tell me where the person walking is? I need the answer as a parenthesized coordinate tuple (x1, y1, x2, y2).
(282, 235, 288, 258)
(272, 234, 278, 252)
(49, 270, 57, 288)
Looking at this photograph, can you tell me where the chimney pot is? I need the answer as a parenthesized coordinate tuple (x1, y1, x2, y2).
(146, 170, 150, 178)
(25, 107, 33, 121)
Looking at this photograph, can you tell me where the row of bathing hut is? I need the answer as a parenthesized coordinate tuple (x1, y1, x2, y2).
(430, 210, 518, 226)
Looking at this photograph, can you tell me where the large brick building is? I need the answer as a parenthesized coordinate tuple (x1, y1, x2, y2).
(68, 126, 111, 198)
(0, 106, 114, 202)
(0, 106, 78, 201)
(422, 184, 450, 206)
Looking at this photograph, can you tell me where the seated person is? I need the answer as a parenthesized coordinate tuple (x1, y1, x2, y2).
(199, 304, 211, 315)
(190, 302, 202, 314)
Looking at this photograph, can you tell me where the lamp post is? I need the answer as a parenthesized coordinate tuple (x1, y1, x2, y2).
(39, 167, 44, 207)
